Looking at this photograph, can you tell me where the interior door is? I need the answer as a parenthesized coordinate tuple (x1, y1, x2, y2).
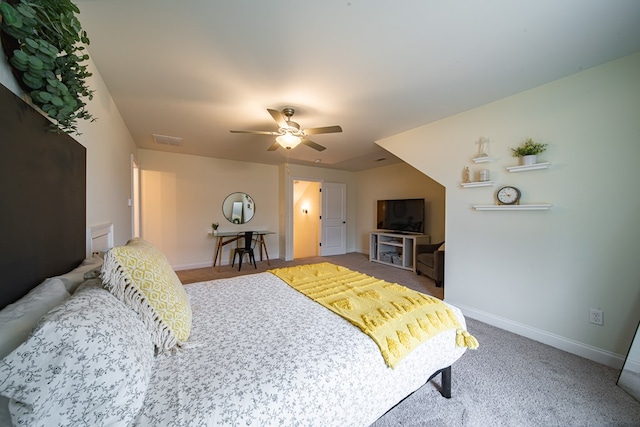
(321, 182, 346, 256)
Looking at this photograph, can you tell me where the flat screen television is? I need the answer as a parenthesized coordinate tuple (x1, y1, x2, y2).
(376, 198, 425, 234)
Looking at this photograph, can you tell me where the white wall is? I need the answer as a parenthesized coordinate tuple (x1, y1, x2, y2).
(137, 150, 279, 269)
(0, 56, 138, 248)
(355, 162, 445, 251)
(129, 149, 391, 267)
(133, 154, 449, 267)
(378, 53, 640, 367)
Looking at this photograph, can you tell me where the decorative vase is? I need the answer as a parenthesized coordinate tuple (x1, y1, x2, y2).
(521, 154, 537, 165)
(213, 229, 218, 236)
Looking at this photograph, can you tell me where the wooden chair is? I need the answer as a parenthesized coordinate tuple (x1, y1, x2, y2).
(232, 231, 257, 271)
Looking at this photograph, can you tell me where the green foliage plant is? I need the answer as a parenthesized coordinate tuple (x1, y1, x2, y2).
(511, 138, 548, 157)
(0, 0, 95, 134)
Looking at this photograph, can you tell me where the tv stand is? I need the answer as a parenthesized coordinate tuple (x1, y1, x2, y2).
(369, 231, 430, 272)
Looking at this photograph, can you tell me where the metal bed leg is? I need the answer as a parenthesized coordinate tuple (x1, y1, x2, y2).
(427, 366, 452, 398)
(440, 366, 452, 398)
(379, 365, 454, 419)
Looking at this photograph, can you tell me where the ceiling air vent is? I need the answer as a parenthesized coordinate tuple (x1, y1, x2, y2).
(152, 134, 183, 146)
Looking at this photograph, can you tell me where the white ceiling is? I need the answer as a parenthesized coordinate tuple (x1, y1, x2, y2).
(74, 0, 640, 171)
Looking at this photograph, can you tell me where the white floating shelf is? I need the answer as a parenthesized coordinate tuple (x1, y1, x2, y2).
(472, 156, 494, 163)
(506, 162, 551, 172)
(461, 181, 495, 188)
(473, 204, 553, 211)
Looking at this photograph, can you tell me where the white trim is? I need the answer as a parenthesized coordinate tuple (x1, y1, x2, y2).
(449, 302, 627, 369)
(86, 223, 114, 258)
(172, 261, 214, 271)
(506, 162, 551, 172)
(285, 174, 294, 261)
(460, 181, 495, 188)
(172, 256, 284, 272)
(473, 204, 552, 211)
(472, 156, 494, 163)
(131, 154, 141, 239)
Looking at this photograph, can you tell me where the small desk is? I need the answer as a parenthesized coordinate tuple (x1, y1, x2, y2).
(212, 230, 275, 271)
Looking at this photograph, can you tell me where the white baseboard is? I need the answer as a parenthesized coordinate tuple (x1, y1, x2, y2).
(173, 261, 214, 271)
(451, 302, 627, 370)
(173, 256, 284, 271)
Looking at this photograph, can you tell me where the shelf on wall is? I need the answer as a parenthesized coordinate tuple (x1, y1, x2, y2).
(473, 204, 553, 211)
(472, 156, 494, 163)
(460, 181, 495, 188)
(506, 162, 551, 172)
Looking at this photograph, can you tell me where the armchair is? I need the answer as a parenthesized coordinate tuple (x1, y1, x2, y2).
(415, 241, 445, 287)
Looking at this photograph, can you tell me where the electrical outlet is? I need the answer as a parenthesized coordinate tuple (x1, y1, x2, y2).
(589, 308, 604, 326)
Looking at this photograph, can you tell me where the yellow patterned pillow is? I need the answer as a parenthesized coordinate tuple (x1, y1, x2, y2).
(101, 238, 191, 352)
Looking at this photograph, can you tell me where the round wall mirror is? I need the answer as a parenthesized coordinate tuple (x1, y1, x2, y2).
(222, 192, 255, 224)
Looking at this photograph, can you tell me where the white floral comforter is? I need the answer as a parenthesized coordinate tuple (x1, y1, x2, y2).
(134, 272, 467, 427)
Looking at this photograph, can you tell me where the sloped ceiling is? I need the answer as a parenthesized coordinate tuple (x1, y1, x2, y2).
(74, 0, 640, 171)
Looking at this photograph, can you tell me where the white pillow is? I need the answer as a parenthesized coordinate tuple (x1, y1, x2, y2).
(0, 281, 155, 426)
(0, 277, 70, 359)
(56, 255, 103, 293)
(0, 278, 71, 426)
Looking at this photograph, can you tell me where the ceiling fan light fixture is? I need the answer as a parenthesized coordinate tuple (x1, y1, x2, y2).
(231, 107, 338, 152)
(276, 133, 302, 149)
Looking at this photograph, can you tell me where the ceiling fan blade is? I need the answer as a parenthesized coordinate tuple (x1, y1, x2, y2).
(301, 138, 326, 151)
(267, 109, 288, 128)
(230, 130, 278, 135)
(267, 142, 280, 151)
(303, 125, 343, 135)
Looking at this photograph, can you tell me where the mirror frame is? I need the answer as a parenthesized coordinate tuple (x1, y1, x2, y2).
(618, 319, 640, 402)
(222, 192, 255, 224)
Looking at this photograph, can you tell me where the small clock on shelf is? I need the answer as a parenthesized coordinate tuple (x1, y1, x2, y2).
(496, 186, 521, 205)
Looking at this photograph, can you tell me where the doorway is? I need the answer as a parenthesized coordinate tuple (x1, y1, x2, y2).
(293, 180, 320, 258)
(291, 179, 346, 259)
(131, 155, 140, 238)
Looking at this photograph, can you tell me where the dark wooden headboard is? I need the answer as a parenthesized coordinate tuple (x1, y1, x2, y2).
(0, 82, 86, 309)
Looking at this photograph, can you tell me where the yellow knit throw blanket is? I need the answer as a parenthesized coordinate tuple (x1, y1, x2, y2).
(269, 262, 478, 368)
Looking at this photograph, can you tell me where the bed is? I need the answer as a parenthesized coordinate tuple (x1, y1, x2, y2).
(136, 268, 472, 426)
(0, 81, 475, 426)
(0, 235, 475, 426)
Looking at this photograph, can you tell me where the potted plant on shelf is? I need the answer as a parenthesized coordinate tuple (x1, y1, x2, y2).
(211, 222, 219, 236)
(511, 138, 548, 165)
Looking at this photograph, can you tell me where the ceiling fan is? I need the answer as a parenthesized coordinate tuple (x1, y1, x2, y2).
(230, 107, 342, 151)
